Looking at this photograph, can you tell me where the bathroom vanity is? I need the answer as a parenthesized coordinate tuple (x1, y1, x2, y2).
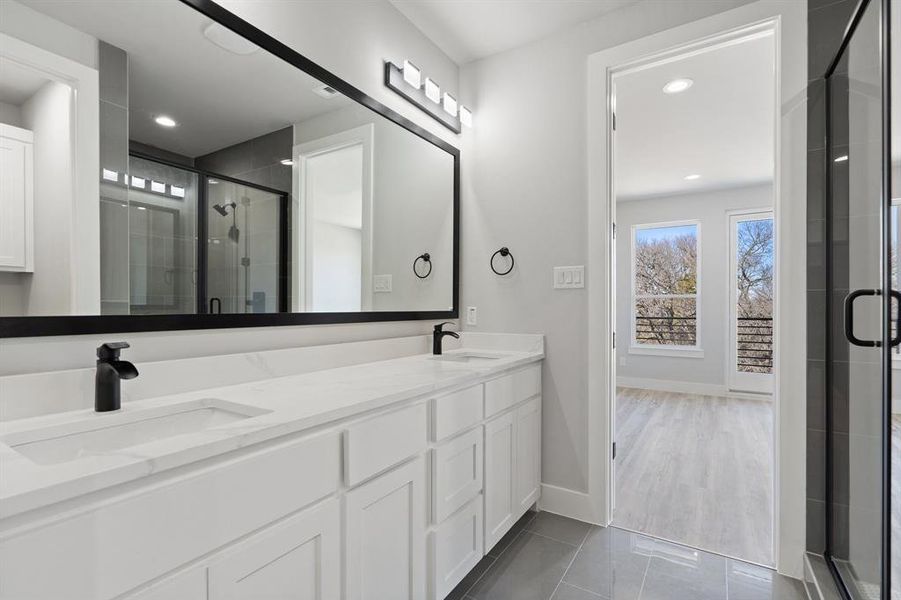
(0, 335, 543, 600)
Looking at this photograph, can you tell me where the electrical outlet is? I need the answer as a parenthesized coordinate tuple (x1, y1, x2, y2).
(553, 266, 584, 289)
(373, 274, 392, 293)
(466, 306, 477, 326)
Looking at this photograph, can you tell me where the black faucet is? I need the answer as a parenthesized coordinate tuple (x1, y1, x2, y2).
(432, 322, 460, 355)
(95, 342, 139, 412)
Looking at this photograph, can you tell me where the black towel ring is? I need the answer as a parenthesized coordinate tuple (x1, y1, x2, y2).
(413, 252, 432, 279)
(490, 247, 514, 276)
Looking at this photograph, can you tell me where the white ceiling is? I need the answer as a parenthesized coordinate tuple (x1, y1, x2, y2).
(0, 57, 53, 105)
(389, 0, 637, 64)
(22, 0, 352, 158)
(614, 32, 775, 201)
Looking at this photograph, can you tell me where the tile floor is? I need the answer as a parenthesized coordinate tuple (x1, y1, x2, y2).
(448, 511, 808, 600)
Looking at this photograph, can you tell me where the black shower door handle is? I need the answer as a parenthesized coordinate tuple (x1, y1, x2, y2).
(892, 290, 901, 347)
(843, 289, 881, 347)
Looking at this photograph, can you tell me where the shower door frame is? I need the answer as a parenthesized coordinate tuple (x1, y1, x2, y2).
(822, 0, 892, 597)
(129, 151, 290, 315)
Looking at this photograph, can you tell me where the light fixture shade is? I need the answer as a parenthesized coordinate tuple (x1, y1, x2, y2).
(402, 60, 421, 88)
(102, 168, 118, 182)
(425, 78, 441, 103)
(442, 92, 458, 117)
(170, 185, 185, 198)
(459, 105, 473, 127)
(130, 176, 146, 188)
(150, 180, 166, 193)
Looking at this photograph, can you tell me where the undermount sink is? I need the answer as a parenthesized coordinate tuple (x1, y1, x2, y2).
(430, 351, 504, 363)
(1, 399, 269, 466)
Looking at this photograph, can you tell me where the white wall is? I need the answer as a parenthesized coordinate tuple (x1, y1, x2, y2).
(0, 0, 460, 375)
(16, 81, 74, 315)
(616, 184, 773, 388)
(458, 0, 756, 496)
(0, 100, 22, 127)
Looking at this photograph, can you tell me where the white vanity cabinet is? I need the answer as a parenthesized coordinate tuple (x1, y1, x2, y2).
(483, 366, 542, 551)
(0, 123, 34, 272)
(345, 457, 427, 600)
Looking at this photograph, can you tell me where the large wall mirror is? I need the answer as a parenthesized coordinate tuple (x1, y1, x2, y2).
(0, 0, 458, 336)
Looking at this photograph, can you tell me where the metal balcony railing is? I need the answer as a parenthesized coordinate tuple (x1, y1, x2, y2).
(634, 316, 773, 374)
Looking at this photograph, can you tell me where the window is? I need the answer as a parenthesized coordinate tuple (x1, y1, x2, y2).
(631, 222, 699, 350)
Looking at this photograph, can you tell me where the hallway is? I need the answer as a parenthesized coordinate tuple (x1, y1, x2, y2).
(614, 387, 773, 566)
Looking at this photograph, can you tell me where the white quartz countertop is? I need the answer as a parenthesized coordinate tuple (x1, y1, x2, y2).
(0, 342, 543, 520)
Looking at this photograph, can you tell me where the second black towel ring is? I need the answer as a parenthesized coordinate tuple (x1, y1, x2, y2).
(413, 253, 432, 279)
(490, 247, 514, 276)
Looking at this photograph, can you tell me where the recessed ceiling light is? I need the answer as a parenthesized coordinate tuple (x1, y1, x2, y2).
(834, 155, 849, 162)
(280, 159, 294, 166)
(154, 115, 177, 128)
(684, 174, 701, 181)
(663, 78, 694, 94)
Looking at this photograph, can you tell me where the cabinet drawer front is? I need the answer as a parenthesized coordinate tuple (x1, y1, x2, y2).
(484, 364, 540, 417)
(432, 426, 483, 523)
(209, 498, 341, 600)
(429, 496, 483, 600)
(432, 384, 483, 441)
(0, 432, 341, 600)
(344, 402, 428, 487)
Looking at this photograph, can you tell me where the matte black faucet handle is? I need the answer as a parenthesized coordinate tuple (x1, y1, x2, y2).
(433, 322, 456, 334)
(97, 341, 130, 360)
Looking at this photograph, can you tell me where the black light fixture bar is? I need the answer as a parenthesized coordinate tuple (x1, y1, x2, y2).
(384, 61, 461, 134)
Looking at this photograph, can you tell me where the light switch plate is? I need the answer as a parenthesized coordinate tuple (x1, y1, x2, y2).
(373, 274, 392, 293)
(553, 266, 584, 289)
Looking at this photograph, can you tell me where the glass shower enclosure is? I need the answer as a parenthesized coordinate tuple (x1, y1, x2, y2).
(824, 0, 893, 597)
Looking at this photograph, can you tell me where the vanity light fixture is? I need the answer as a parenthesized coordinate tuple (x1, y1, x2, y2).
(385, 60, 469, 133)
(170, 185, 185, 198)
(683, 174, 701, 181)
(280, 159, 294, 166)
(150, 180, 166, 194)
(442, 93, 458, 117)
(130, 176, 146, 188)
(425, 78, 441, 103)
(459, 106, 473, 128)
(663, 78, 693, 94)
(834, 155, 849, 162)
(154, 115, 177, 128)
(403, 60, 421, 88)
(102, 169, 119, 183)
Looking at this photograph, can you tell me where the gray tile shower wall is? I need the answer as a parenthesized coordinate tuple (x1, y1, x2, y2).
(195, 126, 293, 193)
(805, 0, 858, 555)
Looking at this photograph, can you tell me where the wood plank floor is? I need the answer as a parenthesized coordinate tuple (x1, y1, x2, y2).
(613, 387, 774, 566)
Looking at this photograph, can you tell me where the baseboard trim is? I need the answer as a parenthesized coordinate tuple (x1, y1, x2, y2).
(616, 376, 772, 401)
(537, 483, 602, 525)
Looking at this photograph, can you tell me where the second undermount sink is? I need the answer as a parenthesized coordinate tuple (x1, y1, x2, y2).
(1, 399, 269, 466)
(430, 351, 504, 363)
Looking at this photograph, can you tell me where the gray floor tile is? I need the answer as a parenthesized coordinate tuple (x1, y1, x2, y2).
(527, 512, 593, 546)
(642, 537, 728, 599)
(469, 531, 577, 600)
(445, 555, 496, 600)
(551, 582, 605, 599)
(726, 559, 808, 600)
(562, 527, 649, 600)
(487, 510, 538, 558)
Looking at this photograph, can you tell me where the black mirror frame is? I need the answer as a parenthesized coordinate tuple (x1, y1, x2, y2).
(0, 0, 459, 338)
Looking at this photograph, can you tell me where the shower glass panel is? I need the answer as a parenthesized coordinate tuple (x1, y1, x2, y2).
(826, 0, 891, 597)
(205, 178, 287, 314)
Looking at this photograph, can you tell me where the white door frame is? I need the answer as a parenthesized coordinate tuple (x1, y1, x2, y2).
(727, 208, 775, 395)
(0, 33, 99, 314)
(586, 0, 806, 577)
(293, 124, 374, 312)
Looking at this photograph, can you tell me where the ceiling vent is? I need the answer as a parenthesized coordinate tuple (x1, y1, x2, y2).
(313, 84, 339, 99)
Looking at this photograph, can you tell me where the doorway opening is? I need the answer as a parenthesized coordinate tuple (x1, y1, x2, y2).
(610, 28, 777, 566)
